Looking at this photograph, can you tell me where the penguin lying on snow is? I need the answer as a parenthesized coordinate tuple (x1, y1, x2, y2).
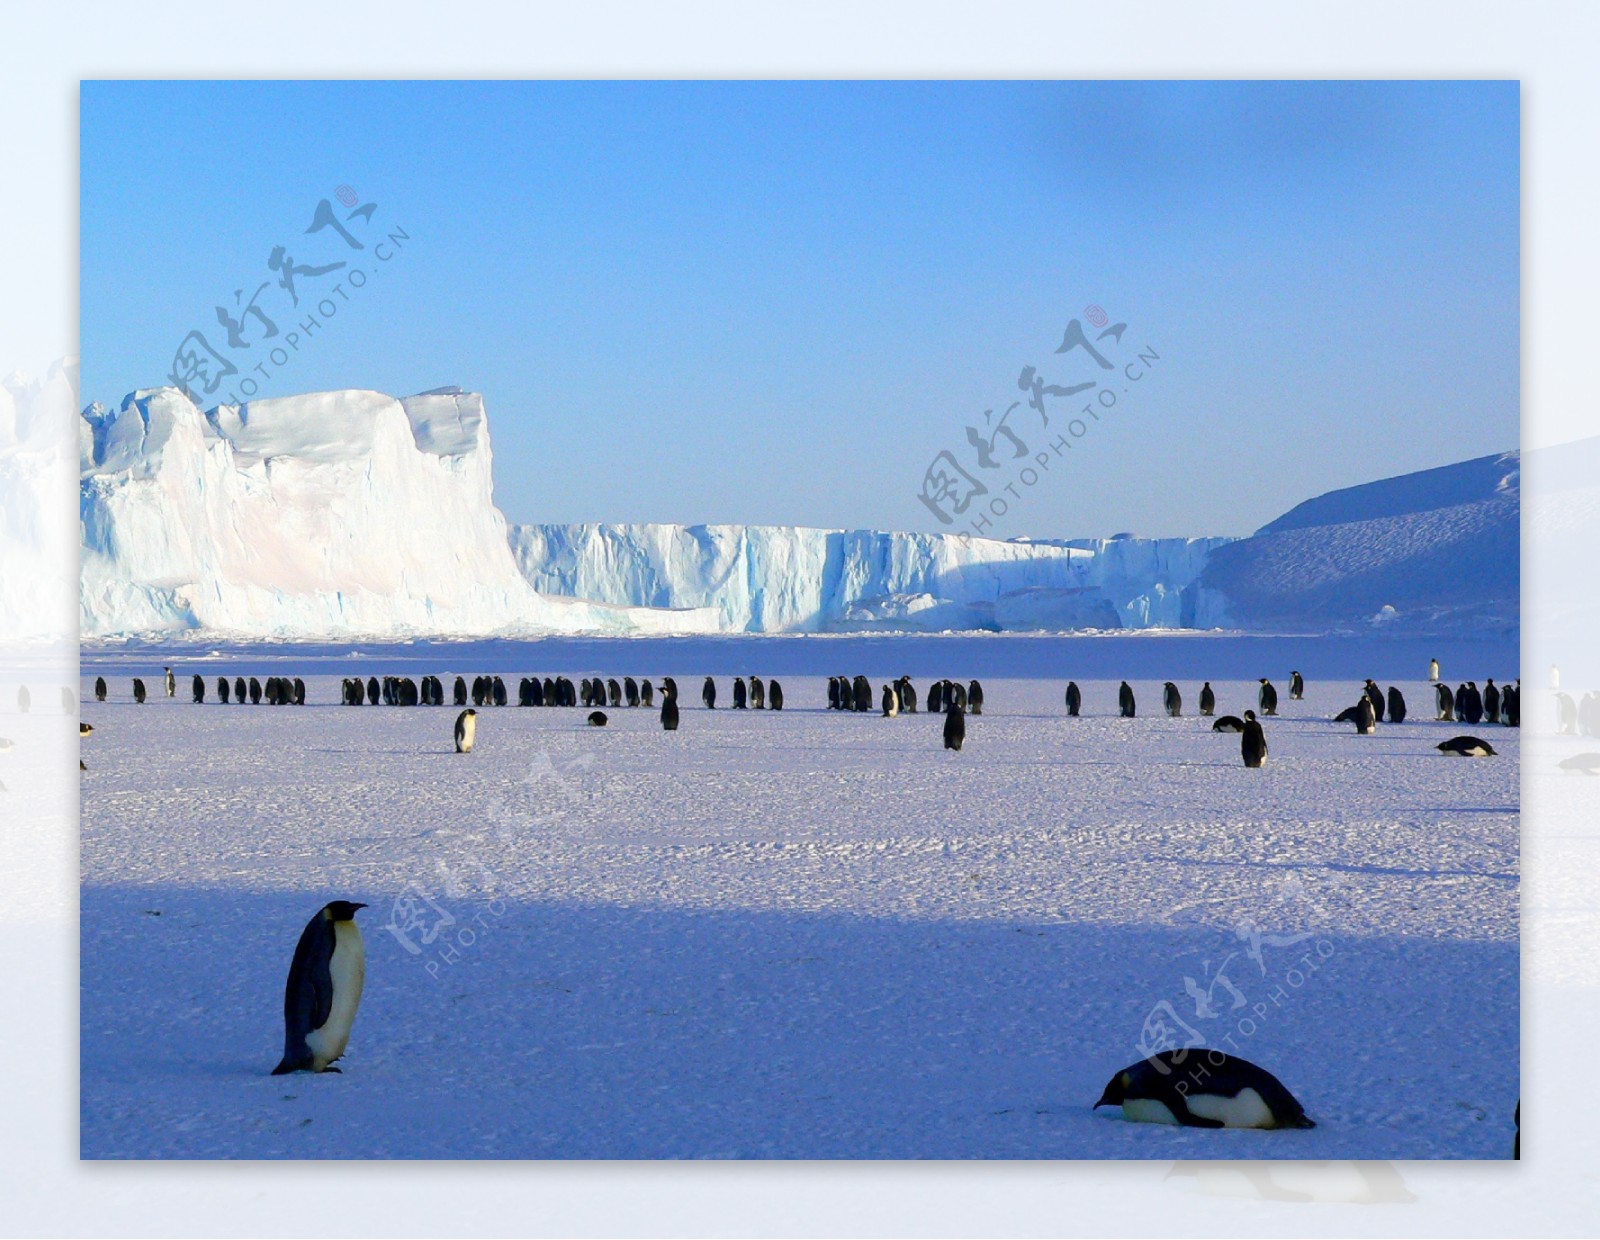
(1437, 735, 1496, 757)
(1559, 753, 1600, 775)
(273, 900, 367, 1074)
(1095, 1049, 1315, 1129)
(1211, 715, 1245, 733)
(587, 710, 608, 727)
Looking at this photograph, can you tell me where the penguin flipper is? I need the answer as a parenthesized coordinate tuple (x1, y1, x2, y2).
(276, 914, 336, 1073)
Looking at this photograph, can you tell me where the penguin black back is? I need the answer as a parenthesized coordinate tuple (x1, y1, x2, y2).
(943, 700, 965, 751)
(1065, 681, 1081, 716)
(273, 899, 368, 1075)
(768, 680, 783, 710)
(660, 682, 680, 731)
(1119, 681, 1135, 718)
(1095, 1049, 1314, 1129)
(1241, 710, 1267, 768)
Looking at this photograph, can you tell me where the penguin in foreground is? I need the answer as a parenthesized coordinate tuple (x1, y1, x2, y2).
(660, 681, 680, 731)
(943, 699, 965, 751)
(1437, 735, 1497, 757)
(272, 900, 368, 1074)
(1065, 681, 1082, 717)
(1198, 682, 1215, 717)
(454, 708, 477, 753)
(1094, 1049, 1315, 1129)
(1241, 710, 1267, 768)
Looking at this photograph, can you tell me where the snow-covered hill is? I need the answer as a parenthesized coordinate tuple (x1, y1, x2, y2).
(1196, 451, 1520, 638)
(508, 523, 1230, 634)
(79, 387, 715, 639)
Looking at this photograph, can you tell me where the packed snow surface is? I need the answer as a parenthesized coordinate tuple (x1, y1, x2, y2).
(79, 633, 1518, 1159)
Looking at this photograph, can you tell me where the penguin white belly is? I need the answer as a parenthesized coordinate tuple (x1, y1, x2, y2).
(1122, 1098, 1181, 1125)
(306, 921, 365, 1068)
(457, 715, 475, 753)
(1184, 1087, 1276, 1129)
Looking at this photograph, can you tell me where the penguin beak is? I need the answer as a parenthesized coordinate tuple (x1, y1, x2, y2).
(351, 902, 368, 912)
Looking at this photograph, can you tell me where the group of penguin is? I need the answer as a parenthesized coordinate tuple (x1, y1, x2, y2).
(93, 668, 307, 707)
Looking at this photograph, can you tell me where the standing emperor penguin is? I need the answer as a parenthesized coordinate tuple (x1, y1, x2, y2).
(882, 684, 899, 717)
(454, 708, 477, 753)
(1356, 695, 1377, 735)
(943, 699, 965, 751)
(1429, 658, 1440, 683)
(1289, 670, 1304, 700)
(217, 676, 230, 704)
(640, 679, 654, 708)
(132, 678, 147, 704)
(625, 676, 640, 707)
(1484, 679, 1501, 723)
(660, 681, 680, 731)
(968, 680, 984, 715)
(1241, 710, 1268, 768)
(928, 680, 944, 714)
(1119, 681, 1136, 718)
(703, 676, 717, 709)
(94, 676, 107, 702)
(1199, 682, 1215, 716)
(768, 680, 784, 710)
(164, 667, 176, 698)
(192, 674, 205, 704)
(1387, 685, 1407, 723)
(1065, 681, 1082, 716)
(1436, 682, 1455, 721)
(272, 900, 368, 1074)
(1257, 679, 1278, 716)
(733, 678, 747, 709)
(1364, 680, 1385, 722)
(750, 677, 765, 709)
(1163, 682, 1182, 717)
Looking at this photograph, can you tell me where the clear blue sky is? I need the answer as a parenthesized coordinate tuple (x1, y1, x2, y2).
(81, 80, 1518, 538)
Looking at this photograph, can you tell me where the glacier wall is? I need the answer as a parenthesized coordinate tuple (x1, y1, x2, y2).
(508, 522, 1233, 634)
(3, 359, 78, 644)
(79, 387, 717, 639)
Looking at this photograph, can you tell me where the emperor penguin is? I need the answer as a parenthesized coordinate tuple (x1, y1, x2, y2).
(1429, 657, 1440, 683)
(750, 677, 765, 709)
(625, 676, 640, 707)
(1095, 1049, 1314, 1129)
(1437, 735, 1497, 757)
(1212, 715, 1246, 733)
(1119, 681, 1136, 718)
(855, 676, 873, 713)
(660, 681, 680, 731)
(827, 677, 840, 710)
(1556, 692, 1578, 735)
(192, 674, 205, 704)
(768, 680, 783, 710)
(237, 676, 248, 704)
(928, 680, 944, 714)
(249, 677, 263, 705)
(1198, 682, 1215, 716)
(1257, 678, 1278, 716)
(640, 679, 655, 708)
(217, 676, 230, 704)
(882, 684, 899, 717)
(1436, 682, 1455, 721)
(1386, 685, 1406, 723)
(454, 708, 477, 753)
(1289, 670, 1304, 700)
(132, 678, 146, 704)
(1355, 696, 1377, 735)
(272, 900, 368, 1074)
(1065, 681, 1082, 716)
(453, 676, 468, 706)
(1163, 682, 1182, 717)
(1241, 710, 1267, 768)
(164, 667, 175, 698)
(607, 678, 622, 708)
(587, 710, 608, 726)
(733, 678, 747, 709)
(1484, 679, 1501, 723)
(968, 680, 984, 715)
(943, 699, 965, 751)
(1462, 682, 1484, 725)
(1364, 679, 1385, 721)
(94, 676, 107, 702)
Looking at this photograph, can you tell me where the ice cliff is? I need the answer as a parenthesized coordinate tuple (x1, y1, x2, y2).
(79, 387, 716, 639)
